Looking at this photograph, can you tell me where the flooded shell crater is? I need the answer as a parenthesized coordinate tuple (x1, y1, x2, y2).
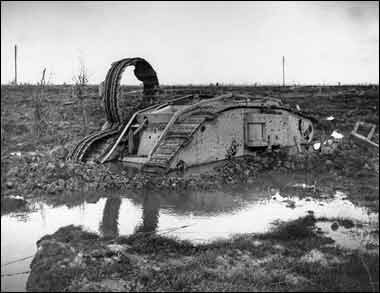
(1, 173, 378, 291)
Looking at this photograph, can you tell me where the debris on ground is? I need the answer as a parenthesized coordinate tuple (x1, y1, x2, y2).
(350, 121, 379, 149)
(1, 85, 378, 211)
(330, 130, 344, 140)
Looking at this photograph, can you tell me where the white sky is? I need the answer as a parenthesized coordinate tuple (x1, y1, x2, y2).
(1, 1, 379, 85)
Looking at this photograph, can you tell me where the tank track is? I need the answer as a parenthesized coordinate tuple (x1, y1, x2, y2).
(68, 57, 159, 162)
(104, 58, 159, 123)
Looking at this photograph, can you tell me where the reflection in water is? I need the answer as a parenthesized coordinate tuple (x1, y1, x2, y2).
(39, 202, 46, 228)
(2, 172, 379, 292)
(99, 197, 122, 237)
(99, 193, 161, 236)
(161, 189, 245, 216)
(135, 192, 160, 233)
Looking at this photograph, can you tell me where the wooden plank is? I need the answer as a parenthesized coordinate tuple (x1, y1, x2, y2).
(171, 124, 199, 131)
(180, 117, 205, 124)
(157, 144, 181, 152)
(368, 125, 376, 140)
(168, 127, 195, 134)
(151, 153, 173, 160)
(167, 131, 193, 137)
(350, 132, 379, 148)
(149, 157, 170, 164)
(159, 139, 186, 147)
(166, 133, 190, 139)
(156, 148, 178, 155)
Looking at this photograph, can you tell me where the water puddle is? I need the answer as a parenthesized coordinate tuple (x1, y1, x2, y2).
(1, 173, 378, 291)
(316, 221, 378, 252)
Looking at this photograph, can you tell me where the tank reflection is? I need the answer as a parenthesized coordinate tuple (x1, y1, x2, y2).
(99, 193, 161, 237)
(134, 192, 160, 233)
(95, 171, 319, 238)
(99, 197, 122, 237)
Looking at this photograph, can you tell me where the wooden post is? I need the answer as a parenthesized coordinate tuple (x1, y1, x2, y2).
(33, 68, 46, 139)
(282, 56, 285, 87)
(14, 45, 17, 85)
(41, 68, 46, 85)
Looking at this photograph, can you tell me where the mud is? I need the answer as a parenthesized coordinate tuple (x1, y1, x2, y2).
(23, 215, 378, 292)
(2, 171, 379, 291)
(2, 85, 378, 199)
(1, 84, 379, 292)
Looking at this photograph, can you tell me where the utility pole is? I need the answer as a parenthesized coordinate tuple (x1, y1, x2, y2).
(14, 45, 17, 85)
(282, 56, 285, 87)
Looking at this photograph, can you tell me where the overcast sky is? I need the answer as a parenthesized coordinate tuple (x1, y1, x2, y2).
(1, 1, 379, 85)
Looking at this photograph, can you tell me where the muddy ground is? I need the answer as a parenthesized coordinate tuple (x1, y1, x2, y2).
(1, 84, 379, 291)
(1, 84, 378, 211)
(26, 216, 378, 292)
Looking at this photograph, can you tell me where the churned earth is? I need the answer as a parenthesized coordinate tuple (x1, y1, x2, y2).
(1, 84, 379, 291)
(25, 215, 378, 292)
(1, 85, 378, 212)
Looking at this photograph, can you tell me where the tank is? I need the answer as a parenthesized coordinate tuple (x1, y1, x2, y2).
(68, 58, 314, 174)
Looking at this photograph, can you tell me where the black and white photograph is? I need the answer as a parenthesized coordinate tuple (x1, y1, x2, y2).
(1, 1, 379, 292)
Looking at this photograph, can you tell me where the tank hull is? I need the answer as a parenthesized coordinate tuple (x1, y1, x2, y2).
(68, 58, 315, 175)
(118, 94, 314, 174)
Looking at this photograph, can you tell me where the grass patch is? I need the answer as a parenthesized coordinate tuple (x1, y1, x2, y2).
(116, 233, 197, 255)
(260, 215, 317, 241)
(293, 251, 379, 292)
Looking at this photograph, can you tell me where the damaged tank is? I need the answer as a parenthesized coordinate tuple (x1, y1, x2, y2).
(68, 58, 314, 174)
